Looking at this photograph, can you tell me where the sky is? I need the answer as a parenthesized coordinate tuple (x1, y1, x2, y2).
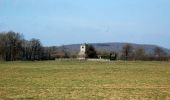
(0, 0, 170, 48)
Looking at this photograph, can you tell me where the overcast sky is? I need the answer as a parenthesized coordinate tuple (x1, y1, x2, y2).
(0, 0, 170, 48)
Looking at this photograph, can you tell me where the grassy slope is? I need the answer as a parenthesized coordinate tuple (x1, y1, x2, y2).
(0, 61, 170, 99)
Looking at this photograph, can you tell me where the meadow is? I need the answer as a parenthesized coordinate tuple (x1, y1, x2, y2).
(0, 61, 170, 100)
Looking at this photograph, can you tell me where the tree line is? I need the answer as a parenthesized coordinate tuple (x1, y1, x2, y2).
(0, 31, 54, 61)
(120, 44, 169, 61)
(98, 44, 170, 61)
(0, 31, 169, 61)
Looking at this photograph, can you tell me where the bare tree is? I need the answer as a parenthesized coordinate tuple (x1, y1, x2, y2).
(154, 47, 167, 57)
(0, 31, 55, 61)
(121, 44, 133, 60)
(0, 31, 23, 61)
(30, 39, 43, 60)
(0, 33, 5, 60)
(134, 47, 146, 60)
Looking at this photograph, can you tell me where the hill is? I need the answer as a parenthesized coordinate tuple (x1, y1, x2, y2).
(58, 42, 170, 55)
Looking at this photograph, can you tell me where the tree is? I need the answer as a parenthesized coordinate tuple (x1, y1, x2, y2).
(0, 31, 23, 61)
(154, 47, 167, 57)
(7, 31, 23, 61)
(0, 33, 5, 60)
(21, 40, 32, 60)
(121, 44, 133, 60)
(30, 39, 43, 60)
(134, 47, 146, 60)
(85, 44, 98, 58)
(0, 31, 55, 61)
(61, 45, 70, 58)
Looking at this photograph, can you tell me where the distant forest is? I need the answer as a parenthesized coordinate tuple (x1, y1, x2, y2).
(0, 31, 169, 61)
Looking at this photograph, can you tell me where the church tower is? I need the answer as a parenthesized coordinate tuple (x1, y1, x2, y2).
(78, 44, 86, 59)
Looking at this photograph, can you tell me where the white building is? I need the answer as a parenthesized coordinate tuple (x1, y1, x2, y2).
(78, 44, 86, 59)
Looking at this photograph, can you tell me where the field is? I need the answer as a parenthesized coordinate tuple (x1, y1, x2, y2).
(0, 61, 170, 100)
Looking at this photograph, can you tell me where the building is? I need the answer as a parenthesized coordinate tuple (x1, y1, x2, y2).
(78, 44, 86, 59)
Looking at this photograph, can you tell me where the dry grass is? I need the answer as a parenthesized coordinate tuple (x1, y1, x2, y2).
(0, 61, 170, 99)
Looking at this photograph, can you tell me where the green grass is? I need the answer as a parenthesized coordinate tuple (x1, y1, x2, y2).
(0, 61, 170, 99)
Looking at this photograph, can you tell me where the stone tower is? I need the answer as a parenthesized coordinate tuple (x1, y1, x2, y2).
(78, 44, 86, 59)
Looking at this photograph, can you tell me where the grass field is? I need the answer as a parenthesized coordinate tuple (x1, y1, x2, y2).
(0, 61, 170, 100)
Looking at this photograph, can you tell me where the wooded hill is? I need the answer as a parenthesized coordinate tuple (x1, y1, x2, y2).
(58, 43, 170, 55)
